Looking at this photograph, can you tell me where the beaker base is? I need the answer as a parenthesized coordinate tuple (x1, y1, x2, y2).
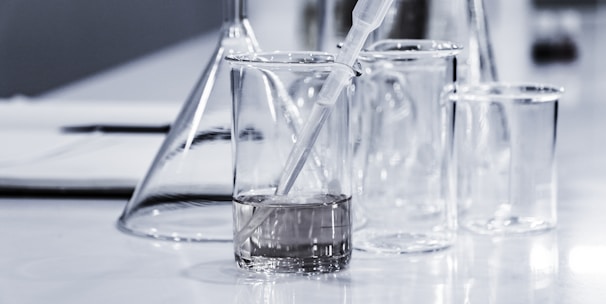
(461, 216, 555, 236)
(235, 254, 351, 274)
(354, 230, 454, 254)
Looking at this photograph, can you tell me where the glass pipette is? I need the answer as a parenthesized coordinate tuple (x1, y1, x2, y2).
(234, 0, 394, 246)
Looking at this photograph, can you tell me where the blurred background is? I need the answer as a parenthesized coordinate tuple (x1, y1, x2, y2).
(0, 0, 604, 250)
(0, 0, 222, 97)
(0, 0, 602, 101)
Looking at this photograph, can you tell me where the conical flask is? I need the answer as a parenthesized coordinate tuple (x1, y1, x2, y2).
(465, 0, 498, 83)
(376, 0, 498, 83)
(117, 0, 260, 242)
(317, 0, 498, 83)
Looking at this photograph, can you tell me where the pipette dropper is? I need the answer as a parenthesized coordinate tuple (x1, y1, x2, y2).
(234, 0, 394, 246)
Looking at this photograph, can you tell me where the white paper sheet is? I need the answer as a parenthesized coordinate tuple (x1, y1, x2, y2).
(0, 100, 178, 196)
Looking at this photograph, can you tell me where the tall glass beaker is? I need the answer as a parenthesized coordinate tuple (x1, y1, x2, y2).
(228, 51, 356, 273)
(352, 40, 459, 253)
(117, 0, 260, 242)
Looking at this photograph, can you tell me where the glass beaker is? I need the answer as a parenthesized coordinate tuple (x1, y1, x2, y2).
(117, 0, 260, 242)
(227, 51, 356, 273)
(453, 83, 561, 235)
(352, 39, 460, 254)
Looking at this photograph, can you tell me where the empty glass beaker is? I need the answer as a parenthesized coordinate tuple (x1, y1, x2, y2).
(117, 0, 260, 242)
(352, 39, 460, 254)
(228, 51, 356, 273)
(453, 83, 562, 235)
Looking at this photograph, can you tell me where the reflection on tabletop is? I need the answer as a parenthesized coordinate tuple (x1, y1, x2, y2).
(5, 197, 603, 303)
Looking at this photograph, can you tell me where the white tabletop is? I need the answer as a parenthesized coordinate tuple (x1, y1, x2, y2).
(2, 1, 606, 303)
(0, 192, 604, 303)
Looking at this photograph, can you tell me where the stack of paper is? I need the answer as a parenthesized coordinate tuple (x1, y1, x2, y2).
(0, 100, 178, 197)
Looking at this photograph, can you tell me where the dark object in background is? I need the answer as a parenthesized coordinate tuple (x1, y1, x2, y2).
(533, 0, 597, 6)
(531, 8, 581, 65)
(0, 0, 222, 98)
(532, 36, 578, 64)
(532, 0, 595, 65)
(383, 0, 429, 39)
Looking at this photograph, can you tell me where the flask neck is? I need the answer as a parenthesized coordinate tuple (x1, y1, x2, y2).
(223, 0, 247, 24)
(218, 0, 259, 50)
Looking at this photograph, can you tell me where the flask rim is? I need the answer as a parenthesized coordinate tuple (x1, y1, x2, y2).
(359, 39, 462, 61)
(449, 82, 564, 103)
(226, 51, 358, 76)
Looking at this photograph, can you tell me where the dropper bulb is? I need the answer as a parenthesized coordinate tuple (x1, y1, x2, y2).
(352, 0, 394, 28)
(336, 0, 394, 67)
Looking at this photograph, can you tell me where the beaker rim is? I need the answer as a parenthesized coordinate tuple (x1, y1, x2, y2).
(359, 39, 462, 60)
(226, 51, 358, 75)
(449, 82, 564, 103)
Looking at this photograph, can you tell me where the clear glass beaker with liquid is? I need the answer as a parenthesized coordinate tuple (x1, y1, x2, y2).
(228, 51, 357, 273)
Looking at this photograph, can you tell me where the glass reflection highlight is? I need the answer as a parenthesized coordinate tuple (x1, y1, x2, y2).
(456, 232, 558, 304)
(569, 246, 606, 274)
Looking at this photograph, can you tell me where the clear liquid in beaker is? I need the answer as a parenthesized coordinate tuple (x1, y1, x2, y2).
(234, 193, 352, 273)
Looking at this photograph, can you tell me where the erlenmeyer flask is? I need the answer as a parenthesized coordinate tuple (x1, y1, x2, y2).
(317, 0, 498, 83)
(117, 0, 260, 242)
(373, 0, 498, 83)
(465, 0, 498, 83)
